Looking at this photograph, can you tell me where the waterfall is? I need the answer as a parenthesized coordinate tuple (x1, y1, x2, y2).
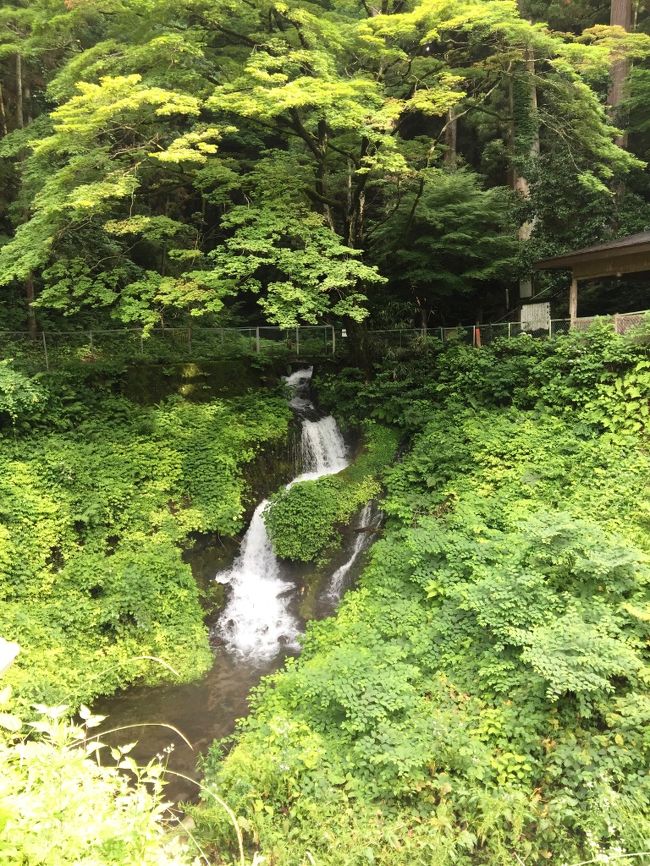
(216, 367, 349, 661)
(326, 502, 377, 600)
(293, 417, 348, 483)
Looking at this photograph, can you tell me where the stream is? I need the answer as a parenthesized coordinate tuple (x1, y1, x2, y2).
(95, 367, 380, 802)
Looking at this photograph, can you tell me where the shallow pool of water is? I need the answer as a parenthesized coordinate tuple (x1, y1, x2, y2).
(94, 514, 376, 803)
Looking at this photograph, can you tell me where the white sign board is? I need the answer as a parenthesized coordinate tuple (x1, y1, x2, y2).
(521, 302, 550, 332)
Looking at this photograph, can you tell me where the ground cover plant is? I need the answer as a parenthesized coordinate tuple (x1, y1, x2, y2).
(0, 361, 291, 710)
(194, 326, 650, 865)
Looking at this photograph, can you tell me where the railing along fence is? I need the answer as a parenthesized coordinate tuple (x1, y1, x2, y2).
(1, 311, 648, 370)
(366, 322, 531, 348)
(367, 312, 648, 349)
(0, 325, 336, 370)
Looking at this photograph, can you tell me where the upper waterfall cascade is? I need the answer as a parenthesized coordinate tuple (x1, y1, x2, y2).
(216, 367, 350, 660)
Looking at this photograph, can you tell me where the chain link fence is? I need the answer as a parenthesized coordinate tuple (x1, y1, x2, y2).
(2, 312, 648, 369)
(359, 312, 649, 357)
(553, 311, 650, 337)
(0, 325, 337, 370)
(611, 311, 648, 334)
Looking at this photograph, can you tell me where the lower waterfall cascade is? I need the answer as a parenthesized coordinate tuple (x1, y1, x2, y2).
(325, 501, 380, 600)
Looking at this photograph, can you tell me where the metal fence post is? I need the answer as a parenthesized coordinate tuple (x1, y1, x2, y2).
(296, 326, 300, 356)
(508, 322, 512, 339)
(140, 331, 144, 355)
(256, 326, 260, 354)
(88, 330, 94, 351)
(331, 326, 336, 355)
(42, 332, 50, 371)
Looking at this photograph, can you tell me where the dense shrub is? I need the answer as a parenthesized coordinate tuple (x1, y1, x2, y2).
(264, 423, 398, 561)
(0, 368, 291, 709)
(316, 322, 650, 431)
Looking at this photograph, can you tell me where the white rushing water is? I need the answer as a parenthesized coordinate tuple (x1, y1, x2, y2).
(326, 501, 375, 600)
(293, 416, 348, 483)
(216, 367, 349, 660)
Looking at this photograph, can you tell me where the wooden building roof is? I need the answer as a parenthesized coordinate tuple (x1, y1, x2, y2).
(535, 231, 650, 281)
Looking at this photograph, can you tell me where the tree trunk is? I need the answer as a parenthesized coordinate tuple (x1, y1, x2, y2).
(316, 118, 335, 230)
(15, 53, 24, 130)
(344, 316, 371, 371)
(416, 298, 430, 333)
(444, 108, 457, 167)
(24, 81, 32, 126)
(0, 82, 7, 137)
(345, 137, 369, 248)
(510, 47, 539, 199)
(608, 0, 632, 147)
(509, 43, 540, 301)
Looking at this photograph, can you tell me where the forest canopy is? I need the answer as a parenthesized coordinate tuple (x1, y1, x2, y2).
(1, 0, 649, 332)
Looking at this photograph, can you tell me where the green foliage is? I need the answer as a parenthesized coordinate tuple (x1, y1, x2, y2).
(2, 0, 648, 330)
(371, 168, 521, 317)
(0, 360, 47, 426)
(0, 366, 291, 709)
(196, 332, 650, 865)
(0, 690, 197, 866)
(264, 424, 398, 562)
(208, 154, 381, 327)
(317, 322, 650, 431)
(584, 356, 650, 434)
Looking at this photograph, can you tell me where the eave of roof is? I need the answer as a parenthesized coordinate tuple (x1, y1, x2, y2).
(535, 231, 650, 270)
